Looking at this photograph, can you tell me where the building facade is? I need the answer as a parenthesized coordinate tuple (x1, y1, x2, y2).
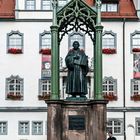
(0, 0, 140, 140)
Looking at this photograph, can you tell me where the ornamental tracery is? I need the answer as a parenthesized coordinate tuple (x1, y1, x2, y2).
(57, 0, 97, 42)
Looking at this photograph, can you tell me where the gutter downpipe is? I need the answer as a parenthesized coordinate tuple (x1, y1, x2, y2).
(123, 18, 126, 140)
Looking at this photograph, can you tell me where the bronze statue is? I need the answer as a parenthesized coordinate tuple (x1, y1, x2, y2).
(65, 41, 89, 98)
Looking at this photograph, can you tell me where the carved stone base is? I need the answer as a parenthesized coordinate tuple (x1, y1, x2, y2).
(45, 100, 108, 140)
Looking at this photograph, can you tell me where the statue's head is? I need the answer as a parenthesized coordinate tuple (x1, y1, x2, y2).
(73, 41, 80, 50)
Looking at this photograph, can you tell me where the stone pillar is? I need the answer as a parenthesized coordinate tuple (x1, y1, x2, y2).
(47, 101, 62, 140)
(46, 100, 108, 140)
(90, 100, 107, 140)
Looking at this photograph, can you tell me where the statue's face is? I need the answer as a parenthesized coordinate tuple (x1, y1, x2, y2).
(73, 41, 80, 50)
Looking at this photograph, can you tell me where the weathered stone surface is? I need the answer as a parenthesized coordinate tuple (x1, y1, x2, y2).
(46, 100, 108, 140)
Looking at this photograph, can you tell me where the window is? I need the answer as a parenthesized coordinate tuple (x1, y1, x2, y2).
(103, 31, 116, 49)
(103, 77, 117, 94)
(6, 75, 23, 100)
(136, 118, 140, 135)
(38, 79, 51, 100)
(58, 0, 67, 9)
(101, 3, 118, 12)
(131, 31, 140, 53)
(69, 32, 85, 50)
(102, 31, 116, 54)
(39, 31, 51, 54)
(131, 79, 140, 95)
(0, 122, 8, 135)
(7, 31, 23, 54)
(103, 77, 117, 101)
(19, 121, 29, 135)
(107, 119, 123, 135)
(32, 121, 43, 135)
(25, 0, 35, 10)
(41, 0, 52, 10)
(40, 31, 51, 49)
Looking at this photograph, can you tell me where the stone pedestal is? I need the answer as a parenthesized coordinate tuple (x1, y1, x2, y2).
(46, 100, 108, 140)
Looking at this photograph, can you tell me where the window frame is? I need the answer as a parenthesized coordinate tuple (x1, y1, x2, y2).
(7, 31, 24, 52)
(107, 118, 123, 136)
(18, 121, 30, 135)
(102, 31, 117, 49)
(0, 121, 8, 135)
(41, 0, 52, 10)
(39, 79, 51, 97)
(103, 76, 117, 95)
(101, 3, 118, 12)
(130, 30, 140, 53)
(39, 31, 51, 50)
(6, 75, 24, 100)
(68, 31, 85, 50)
(131, 79, 140, 96)
(25, 0, 36, 10)
(136, 118, 140, 135)
(58, 0, 67, 9)
(32, 121, 43, 135)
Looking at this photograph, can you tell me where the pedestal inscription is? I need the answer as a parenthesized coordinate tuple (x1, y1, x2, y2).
(69, 115, 85, 130)
(46, 100, 108, 140)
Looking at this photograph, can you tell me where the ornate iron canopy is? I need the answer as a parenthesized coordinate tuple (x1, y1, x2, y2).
(57, 0, 97, 42)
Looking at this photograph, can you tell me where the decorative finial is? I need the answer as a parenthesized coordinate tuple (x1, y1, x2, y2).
(52, 0, 58, 26)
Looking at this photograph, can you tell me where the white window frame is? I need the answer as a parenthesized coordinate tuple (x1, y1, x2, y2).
(7, 31, 23, 50)
(25, 0, 35, 10)
(32, 121, 43, 135)
(130, 31, 140, 52)
(136, 118, 140, 135)
(0, 121, 8, 135)
(101, 3, 118, 12)
(103, 76, 117, 95)
(6, 75, 23, 100)
(102, 31, 116, 49)
(40, 31, 51, 50)
(58, 0, 67, 9)
(18, 121, 30, 135)
(41, 0, 52, 10)
(107, 119, 123, 135)
(39, 79, 51, 97)
(131, 79, 140, 96)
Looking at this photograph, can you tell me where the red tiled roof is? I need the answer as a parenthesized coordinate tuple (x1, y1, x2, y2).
(85, 0, 94, 6)
(102, 0, 138, 19)
(85, 0, 138, 19)
(0, 0, 15, 19)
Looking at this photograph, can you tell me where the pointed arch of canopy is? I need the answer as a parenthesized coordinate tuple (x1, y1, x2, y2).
(57, 0, 97, 42)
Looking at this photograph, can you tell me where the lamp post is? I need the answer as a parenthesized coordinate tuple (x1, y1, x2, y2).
(50, 0, 59, 99)
(94, 0, 103, 99)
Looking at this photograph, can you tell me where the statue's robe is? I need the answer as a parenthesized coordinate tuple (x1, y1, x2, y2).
(65, 49, 89, 96)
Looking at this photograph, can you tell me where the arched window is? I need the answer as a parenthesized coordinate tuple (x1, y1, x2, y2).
(6, 75, 23, 100)
(131, 79, 140, 101)
(38, 79, 51, 100)
(7, 31, 23, 54)
(102, 31, 116, 54)
(131, 31, 140, 53)
(107, 119, 123, 135)
(39, 31, 51, 54)
(103, 76, 117, 101)
(69, 32, 85, 50)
